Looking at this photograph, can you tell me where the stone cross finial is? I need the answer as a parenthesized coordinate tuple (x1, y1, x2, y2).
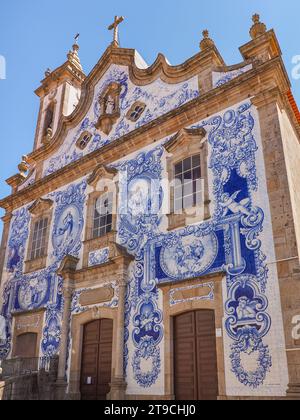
(108, 16, 125, 47)
(200, 29, 215, 51)
(74, 33, 80, 45)
(250, 13, 267, 39)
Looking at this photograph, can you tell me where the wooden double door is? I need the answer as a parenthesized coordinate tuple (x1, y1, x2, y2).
(174, 310, 219, 400)
(80, 319, 113, 400)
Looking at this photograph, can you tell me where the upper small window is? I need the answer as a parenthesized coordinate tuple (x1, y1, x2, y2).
(76, 132, 92, 150)
(30, 217, 49, 260)
(126, 102, 146, 122)
(93, 193, 113, 239)
(174, 155, 202, 212)
(43, 104, 54, 137)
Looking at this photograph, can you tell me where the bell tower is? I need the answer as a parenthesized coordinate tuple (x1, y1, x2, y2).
(33, 37, 85, 150)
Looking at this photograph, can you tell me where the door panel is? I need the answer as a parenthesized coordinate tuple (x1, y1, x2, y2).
(15, 333, 38, 358)
(174, 310, 218, 401)
(174, 312, 197, 400)
(80, 319, 113, 400)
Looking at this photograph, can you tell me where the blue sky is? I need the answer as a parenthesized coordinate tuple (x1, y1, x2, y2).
(0, 0, 299, 228)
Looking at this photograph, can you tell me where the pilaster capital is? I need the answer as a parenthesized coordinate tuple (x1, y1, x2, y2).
(1, 212, 13, 224)
(116, 271, 129, 288)
(56, 255, 79, 279)
(251, 87, 284, 110)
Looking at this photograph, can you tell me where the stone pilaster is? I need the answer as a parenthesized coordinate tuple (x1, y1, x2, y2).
(109, 271, 128, 400)
(55, 255, 79, 400)
(252, 90, 300, 399)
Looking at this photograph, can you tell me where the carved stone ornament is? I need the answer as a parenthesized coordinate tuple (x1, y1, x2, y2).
(250, 14, 267, 40)
(95, 82, 121, 135)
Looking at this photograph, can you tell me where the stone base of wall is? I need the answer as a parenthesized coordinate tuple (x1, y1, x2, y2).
(0, 372, 56, 401)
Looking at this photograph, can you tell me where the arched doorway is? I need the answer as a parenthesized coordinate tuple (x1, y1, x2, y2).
(15, 332, 38, 358)
(80, 319, 113, 400)
(174, 310, 218, 400)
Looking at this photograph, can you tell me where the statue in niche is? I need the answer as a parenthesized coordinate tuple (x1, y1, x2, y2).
(96, 82, 121, 135)
(0, 315, 7, 342)
(105, 95, 116, 114)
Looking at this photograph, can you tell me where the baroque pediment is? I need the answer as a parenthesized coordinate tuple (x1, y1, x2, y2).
(24, 45, 227, 181)
(28, 198, 54, 215)
(164, 127, 207, 153)
(88, 164, 118, 187)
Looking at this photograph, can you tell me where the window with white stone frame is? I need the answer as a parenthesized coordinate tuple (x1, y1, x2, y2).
(25, 198, 53, 273)
(92, 192, 113, 239)
(174, 155, 202, 212)
(30, 217, 49, 260)
(164, 128, 210, 231)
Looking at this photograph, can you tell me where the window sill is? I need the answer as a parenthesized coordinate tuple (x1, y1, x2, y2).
(167, 203, 211, 231)
(82, 230, 117, 268)
(24, 256, 47, 274)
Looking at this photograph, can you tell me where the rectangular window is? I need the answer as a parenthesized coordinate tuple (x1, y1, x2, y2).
(92, 193, 113, 239)
(30, 218, 48, 260)
(174, 155, 202, 212)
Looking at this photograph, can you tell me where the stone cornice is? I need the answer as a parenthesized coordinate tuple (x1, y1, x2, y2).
(164, 127, 207, 153)
(35, 61, 86, 97)
(72, 252, 134, 284)
(158, 271, 224, 289)
(0, 56, 297, 212)
(56, 255, 80, 278)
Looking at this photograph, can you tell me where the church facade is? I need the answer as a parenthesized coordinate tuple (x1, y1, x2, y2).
(0, 15, 300, 400)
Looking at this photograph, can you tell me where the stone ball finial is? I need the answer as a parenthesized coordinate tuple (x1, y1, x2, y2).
(200, 29, 215, 51)
(250, 13, 267, 39)
(67, 41, 82, 71)
(72, 43, 79, 53)
(45, 68, 51, 77)
(252, 14, 260, 24)
(18, 156, 29, 175)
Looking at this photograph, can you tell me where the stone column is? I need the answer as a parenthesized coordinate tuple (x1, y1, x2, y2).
(55, 255, 79, 400)
(0, 212, 12, 288)
(109, 271, 128, 400)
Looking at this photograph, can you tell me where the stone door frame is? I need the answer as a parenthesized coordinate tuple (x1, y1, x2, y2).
(67, 306, 118, 400)
(12, 309, 46, 359)
(159, 273, 226, 400)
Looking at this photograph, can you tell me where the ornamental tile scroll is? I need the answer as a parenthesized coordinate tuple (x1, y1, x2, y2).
(0, 180, 87, 360)
(212, 64, 253, 89)
(88, 247, 110, 267)
(169, 282, 214, 306)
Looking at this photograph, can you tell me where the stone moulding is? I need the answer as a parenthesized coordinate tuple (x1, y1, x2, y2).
(79, 286, 114, 307)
